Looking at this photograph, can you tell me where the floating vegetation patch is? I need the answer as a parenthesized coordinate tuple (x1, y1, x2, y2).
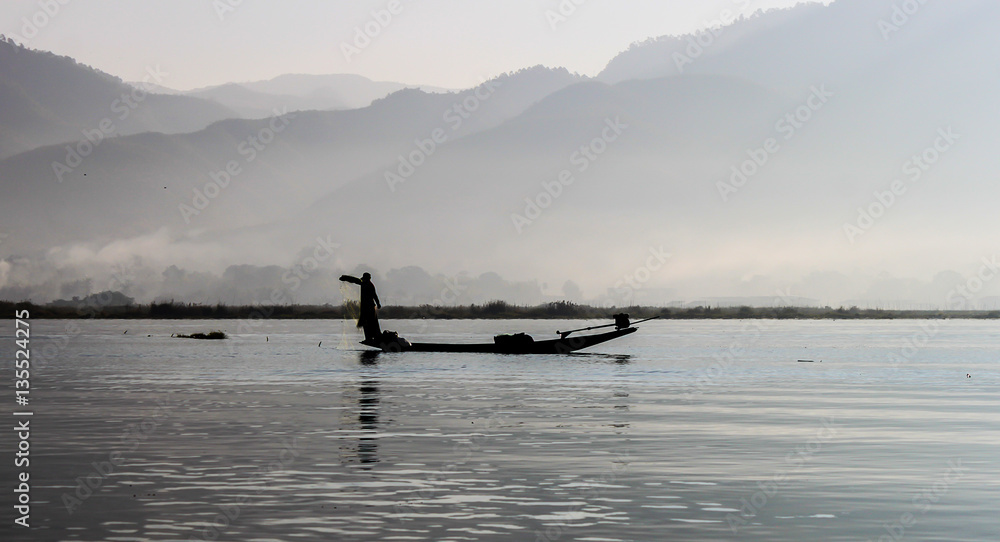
(175, 330, 228, 340)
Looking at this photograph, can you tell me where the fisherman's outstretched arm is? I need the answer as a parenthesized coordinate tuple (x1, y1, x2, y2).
(339, 275, 362, 285)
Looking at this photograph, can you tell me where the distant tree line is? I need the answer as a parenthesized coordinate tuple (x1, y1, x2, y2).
(3, 299, 999, 321)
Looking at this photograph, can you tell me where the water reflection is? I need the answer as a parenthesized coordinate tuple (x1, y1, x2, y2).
(338, 351, 382, 468)
(358, 350, 381, 365)
(568, 353, 633, 364)
(357, 377, 379, 467)
(357, 351, 381, 468)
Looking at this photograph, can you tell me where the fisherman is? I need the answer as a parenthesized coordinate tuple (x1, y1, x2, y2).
(340, 272, 382, 342)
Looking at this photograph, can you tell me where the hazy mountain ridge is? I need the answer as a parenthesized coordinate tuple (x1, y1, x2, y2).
(0, 65, 587, 252)
(599, 4, 823, 85)
(185, 83, 323, 119)
(290, 74, 829, 279)
(0, 36, 238, 159)
(182, 73, 453, 118)
(599, 0, 991, 89)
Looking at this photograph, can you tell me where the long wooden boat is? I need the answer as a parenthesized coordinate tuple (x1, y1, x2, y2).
(361, 327, 638, 354)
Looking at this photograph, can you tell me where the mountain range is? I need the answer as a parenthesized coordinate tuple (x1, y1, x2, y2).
(1, 0, 999, 307)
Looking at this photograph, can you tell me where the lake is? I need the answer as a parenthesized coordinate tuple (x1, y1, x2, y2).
(2, 318, 997, 541)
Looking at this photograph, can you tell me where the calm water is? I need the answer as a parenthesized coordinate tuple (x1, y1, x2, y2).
(1, 318, 997, 541)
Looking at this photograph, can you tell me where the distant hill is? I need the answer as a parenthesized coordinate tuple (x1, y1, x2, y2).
(185, 83, 324, 119)
(183, 74, 454, 118)
(0, 36, 237, 159)
(599, 0, 990, 90)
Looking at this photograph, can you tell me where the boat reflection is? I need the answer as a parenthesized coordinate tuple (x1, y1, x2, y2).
(567, 353, 633, 364)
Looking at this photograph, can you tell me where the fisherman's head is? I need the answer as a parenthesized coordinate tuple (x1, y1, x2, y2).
(362, 272, 372, 282)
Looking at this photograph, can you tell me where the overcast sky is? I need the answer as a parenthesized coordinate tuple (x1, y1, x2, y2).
(3, 0, 824, 90)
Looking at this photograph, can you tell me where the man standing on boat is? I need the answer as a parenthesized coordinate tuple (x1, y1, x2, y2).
(340, 273, 382, 342)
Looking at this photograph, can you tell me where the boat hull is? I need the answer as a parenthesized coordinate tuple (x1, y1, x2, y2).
(362, 327, 637, 354)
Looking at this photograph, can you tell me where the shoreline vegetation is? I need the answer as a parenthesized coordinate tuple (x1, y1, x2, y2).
(3, 300, 998, 320)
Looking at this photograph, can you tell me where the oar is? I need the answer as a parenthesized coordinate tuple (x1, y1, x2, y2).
(558, 322, 614, 338)
(627, 316, 660, 327)
(558, 316, 659, 338)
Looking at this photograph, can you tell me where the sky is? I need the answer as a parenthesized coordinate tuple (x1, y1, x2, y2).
(2, 0, 823, 90)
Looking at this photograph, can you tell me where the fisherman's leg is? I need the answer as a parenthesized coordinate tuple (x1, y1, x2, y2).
(367, 317, 382, 340)
(363, 320, 378, 342)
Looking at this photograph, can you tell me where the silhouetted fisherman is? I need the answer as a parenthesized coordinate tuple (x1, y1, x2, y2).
(340, 273, 382, 342)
